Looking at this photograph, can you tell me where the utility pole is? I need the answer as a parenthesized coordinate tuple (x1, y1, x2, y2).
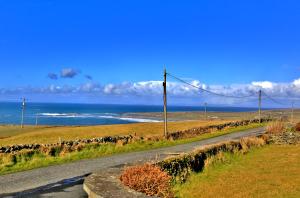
(21, 98, 26, 128)
(163, 68, 168, 138)
(204, 102, 207, 120)
(291, 101, 294, 124)
(35, 113, 38, 126)
(258, 90, 262, 123)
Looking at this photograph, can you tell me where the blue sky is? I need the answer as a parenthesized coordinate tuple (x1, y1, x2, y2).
(0, 0, 300, 106)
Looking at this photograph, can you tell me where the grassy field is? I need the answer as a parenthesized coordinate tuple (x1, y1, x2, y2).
(0, 120, 231, 146)
(174, 144, 300, 198)
(0, 123, 264, 175)
(124, 109, 300, 122)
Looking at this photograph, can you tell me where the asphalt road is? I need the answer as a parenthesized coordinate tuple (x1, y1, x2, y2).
(0, 127, 265, 198)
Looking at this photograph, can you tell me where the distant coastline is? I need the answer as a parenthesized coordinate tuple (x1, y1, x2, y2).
(0, 102, 276, 126)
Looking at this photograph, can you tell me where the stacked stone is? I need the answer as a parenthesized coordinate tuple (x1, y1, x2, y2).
(168, 118, 272, 140)
(0, 135, 133, 154)
(0, 118, 272, 154)
(269, 132, 300, 145)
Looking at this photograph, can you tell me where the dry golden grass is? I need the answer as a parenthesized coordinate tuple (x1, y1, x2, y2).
(0, 120, 230, 146)
(266, 121, 285, 134)
(175, 144, 300, 198)
(240, 136, 266, 151)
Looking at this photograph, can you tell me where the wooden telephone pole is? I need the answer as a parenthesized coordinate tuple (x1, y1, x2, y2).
(258, 90, 262, 123)
(21, 98, 26, 128)
(291, 101, 294, 123)
(163, 69, 168, 138)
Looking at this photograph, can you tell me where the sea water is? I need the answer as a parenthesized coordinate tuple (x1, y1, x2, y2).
(0, 102, 259, 126)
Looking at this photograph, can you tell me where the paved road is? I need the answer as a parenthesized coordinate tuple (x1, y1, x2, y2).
(0, 127, 265, 197)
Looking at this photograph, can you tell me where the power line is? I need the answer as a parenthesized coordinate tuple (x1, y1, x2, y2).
(167, 72, 256, 99)
(261, 91, 290, 106)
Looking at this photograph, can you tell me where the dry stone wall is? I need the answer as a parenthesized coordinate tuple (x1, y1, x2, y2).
(0, 118, 271, 154)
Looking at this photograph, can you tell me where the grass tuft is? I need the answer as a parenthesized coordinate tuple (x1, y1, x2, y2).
(266, 121, 285, 134)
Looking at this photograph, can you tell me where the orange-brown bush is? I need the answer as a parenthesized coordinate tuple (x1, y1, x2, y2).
(120, 163, 173, 198)
(294, 122, 300, 132)
(266, 121, 285, 134)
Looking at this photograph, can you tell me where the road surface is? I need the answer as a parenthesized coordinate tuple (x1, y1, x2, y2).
(0, 127, 265, 197)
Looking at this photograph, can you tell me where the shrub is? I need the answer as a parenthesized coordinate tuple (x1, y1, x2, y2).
(60, 146, 73, 156)
(294, 122, 300, 132)
(120, 163, 173, 198)
(144, 135, 164, 142)
(39, 145, 62, 156)
(0, 153, 16, 168)
(71, 143, 85, 152)
(266, 121, 285, 134)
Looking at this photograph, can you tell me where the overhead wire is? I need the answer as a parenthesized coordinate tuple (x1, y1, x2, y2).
(166, 72, 297, 108)
(261, 91, 291, 107)
(167, 72, 257, 99)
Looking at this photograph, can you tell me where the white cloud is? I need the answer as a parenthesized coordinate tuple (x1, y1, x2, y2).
(251, 81, 274, 89)
(293, 78, 300, 86)
(1, 78, 300, 106)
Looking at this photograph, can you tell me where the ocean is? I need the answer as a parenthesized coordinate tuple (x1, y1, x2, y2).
(0, 102, 259, 126)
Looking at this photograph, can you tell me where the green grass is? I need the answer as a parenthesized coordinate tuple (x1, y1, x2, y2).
(174, 144, 300, 198)
(0, 123, 264, 175)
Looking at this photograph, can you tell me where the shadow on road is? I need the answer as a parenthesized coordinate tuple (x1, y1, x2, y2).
(1, 174, 90, 198)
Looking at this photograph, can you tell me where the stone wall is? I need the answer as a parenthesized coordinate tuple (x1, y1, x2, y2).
(168, 118, 271, 140)
(0, 118, 271, 154)
(0, 135, 133, 154)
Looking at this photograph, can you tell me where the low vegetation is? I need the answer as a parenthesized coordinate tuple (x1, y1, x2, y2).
(157, 136, 267, 184)
(120, 136, 267, 197)
(266, 121, 285, 134)
(294, 122, 300, 131)
(120, 122, 300, 198)
(174, 144, 300, 198)
(120, 164, 173, 197)
(0, 123, 264, 175)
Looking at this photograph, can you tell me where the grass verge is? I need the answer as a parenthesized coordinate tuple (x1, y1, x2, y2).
(0, 123, 264, 175)
(173, 144, 300, 198)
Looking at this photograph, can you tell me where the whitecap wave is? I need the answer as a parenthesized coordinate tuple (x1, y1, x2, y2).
(98, 115, 161, 123)
(119, 117, 161, 123)
(38, 113, 94, 118)
(37, 113, 161, 123)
